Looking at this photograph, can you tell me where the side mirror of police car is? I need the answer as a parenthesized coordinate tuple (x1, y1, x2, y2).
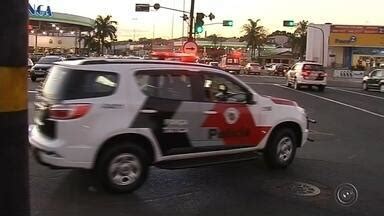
(246, 93, 257, 105)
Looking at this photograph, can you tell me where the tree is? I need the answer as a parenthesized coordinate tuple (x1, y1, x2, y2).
(268, 30, 295, 48)
(78, 34, 100, 54)
(206, 34, 225, 47)
(207, 34, 219, 47)
(293, 20, 309, 59)
(94, 15, 118, 55)
(270, 30, 291, 37)
(242, 19, 267, 60)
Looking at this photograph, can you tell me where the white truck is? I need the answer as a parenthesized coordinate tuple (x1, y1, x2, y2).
(219, 54, 242, 74)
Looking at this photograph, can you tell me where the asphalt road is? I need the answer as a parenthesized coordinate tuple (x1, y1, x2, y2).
(27, 76, 384, 216)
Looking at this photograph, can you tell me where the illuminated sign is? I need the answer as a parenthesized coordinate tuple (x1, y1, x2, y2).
(330, 33, 384, 47)
(335, 36, 357, 44)
(331, 25, 384, 34)
(28, 3, 52, 17)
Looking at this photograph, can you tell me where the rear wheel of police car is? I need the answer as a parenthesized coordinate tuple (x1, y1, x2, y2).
(97, 142, 149, 193)
(264, 128, 297, 169)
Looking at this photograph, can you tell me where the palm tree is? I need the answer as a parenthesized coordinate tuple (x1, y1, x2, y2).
(294, 20, 309, 59)
(242, 19, 267, 60)
(207, 34, 219, 47)
(78, 34, 99, 54)
(94, 15, 118, 55)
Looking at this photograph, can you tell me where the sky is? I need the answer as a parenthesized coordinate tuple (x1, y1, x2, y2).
(30, 0, 384, 40)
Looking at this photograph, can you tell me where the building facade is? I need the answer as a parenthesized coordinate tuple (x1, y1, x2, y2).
(307, 24, 384, 69)
(28, 1, 94, 54)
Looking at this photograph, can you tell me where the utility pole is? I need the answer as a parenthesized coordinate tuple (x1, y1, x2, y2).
(188, 0, 195, 41)
(0, 0, 30, 215)
(181, 0, 186, 45)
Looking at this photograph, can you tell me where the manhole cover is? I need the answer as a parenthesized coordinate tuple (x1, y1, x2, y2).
(288, 182, 321, 197)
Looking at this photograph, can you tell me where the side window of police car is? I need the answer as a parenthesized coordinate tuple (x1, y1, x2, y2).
(135, 71, 193, 100)
(203, 74, 248, 103)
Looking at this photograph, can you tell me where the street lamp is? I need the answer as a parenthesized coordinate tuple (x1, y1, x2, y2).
(132, 18, 138, 41)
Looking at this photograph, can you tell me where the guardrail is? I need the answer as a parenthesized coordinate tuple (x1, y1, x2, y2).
(332, 69, 365, 79)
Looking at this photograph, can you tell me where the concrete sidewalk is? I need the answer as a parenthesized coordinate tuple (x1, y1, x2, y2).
(327, 77, 362, 89)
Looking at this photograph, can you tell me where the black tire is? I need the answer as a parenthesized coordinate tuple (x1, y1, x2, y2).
(362, 82, 368, 91)
(31, 75, 37, 82)
(96, 142, 149, 193)
(293, 80, 301, 90)
(286, 79, 292, 87)
(264, 128, 297, 169)
(318, 85, 325, 92)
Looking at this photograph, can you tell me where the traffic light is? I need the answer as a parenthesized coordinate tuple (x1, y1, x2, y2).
(195, 12, 205, 33)
(135, 4, 150, 12)
(208, 13, 215, 21)
(283, 20, 295, 27)
(223, 20, 233, 27)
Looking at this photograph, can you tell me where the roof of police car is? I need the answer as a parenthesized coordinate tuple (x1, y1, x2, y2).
(56, 57, 219, 70)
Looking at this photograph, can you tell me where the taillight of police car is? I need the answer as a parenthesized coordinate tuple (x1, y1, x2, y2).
(49, 104, 92, 120)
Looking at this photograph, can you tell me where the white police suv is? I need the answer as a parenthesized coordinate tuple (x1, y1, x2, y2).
(29, 58, 311, 193)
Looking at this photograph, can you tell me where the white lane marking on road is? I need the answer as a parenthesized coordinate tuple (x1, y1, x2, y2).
(309, 130, 335, 136)
(328, 87, 384, 100)
(274, 84, 384, 118)
(245, 82, 275, 85)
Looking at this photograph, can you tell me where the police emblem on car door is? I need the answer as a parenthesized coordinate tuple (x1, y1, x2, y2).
(197, 73, 271, 148)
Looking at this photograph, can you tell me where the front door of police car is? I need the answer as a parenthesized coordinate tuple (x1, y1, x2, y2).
(195, 73, 265, 149)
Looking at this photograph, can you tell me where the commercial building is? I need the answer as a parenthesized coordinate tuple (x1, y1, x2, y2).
(307, 24, 384, 70)
(28, 2, 94, 55)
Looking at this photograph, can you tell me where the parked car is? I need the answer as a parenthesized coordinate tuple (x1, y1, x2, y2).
(265, 63, 277, 73)
(244, 63, 262, 75)
(29, 58, 311, 193)
(30, 56, 63, 82)
(208, 61, 220, 68)
(286, 61, 327, 92)
(362, 69, 384, 92)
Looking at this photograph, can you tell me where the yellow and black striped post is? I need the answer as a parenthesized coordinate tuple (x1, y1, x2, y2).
(0, 0, 30, 215)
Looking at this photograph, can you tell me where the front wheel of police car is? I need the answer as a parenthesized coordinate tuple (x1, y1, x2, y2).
(264, 128, 298, 169)
(96, 142, 150, 193)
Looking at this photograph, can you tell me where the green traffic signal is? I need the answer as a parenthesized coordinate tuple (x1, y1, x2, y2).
(195, 26, 204, 33)
(195, 12, 205, 34)
(283, 20, 295, 27)
(223, 20, 233, 27)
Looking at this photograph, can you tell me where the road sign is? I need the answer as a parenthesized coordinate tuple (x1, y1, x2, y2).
(135, 4, 150, 12)
(183, 41, 198, 55)
(153, 3, 160, 10)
